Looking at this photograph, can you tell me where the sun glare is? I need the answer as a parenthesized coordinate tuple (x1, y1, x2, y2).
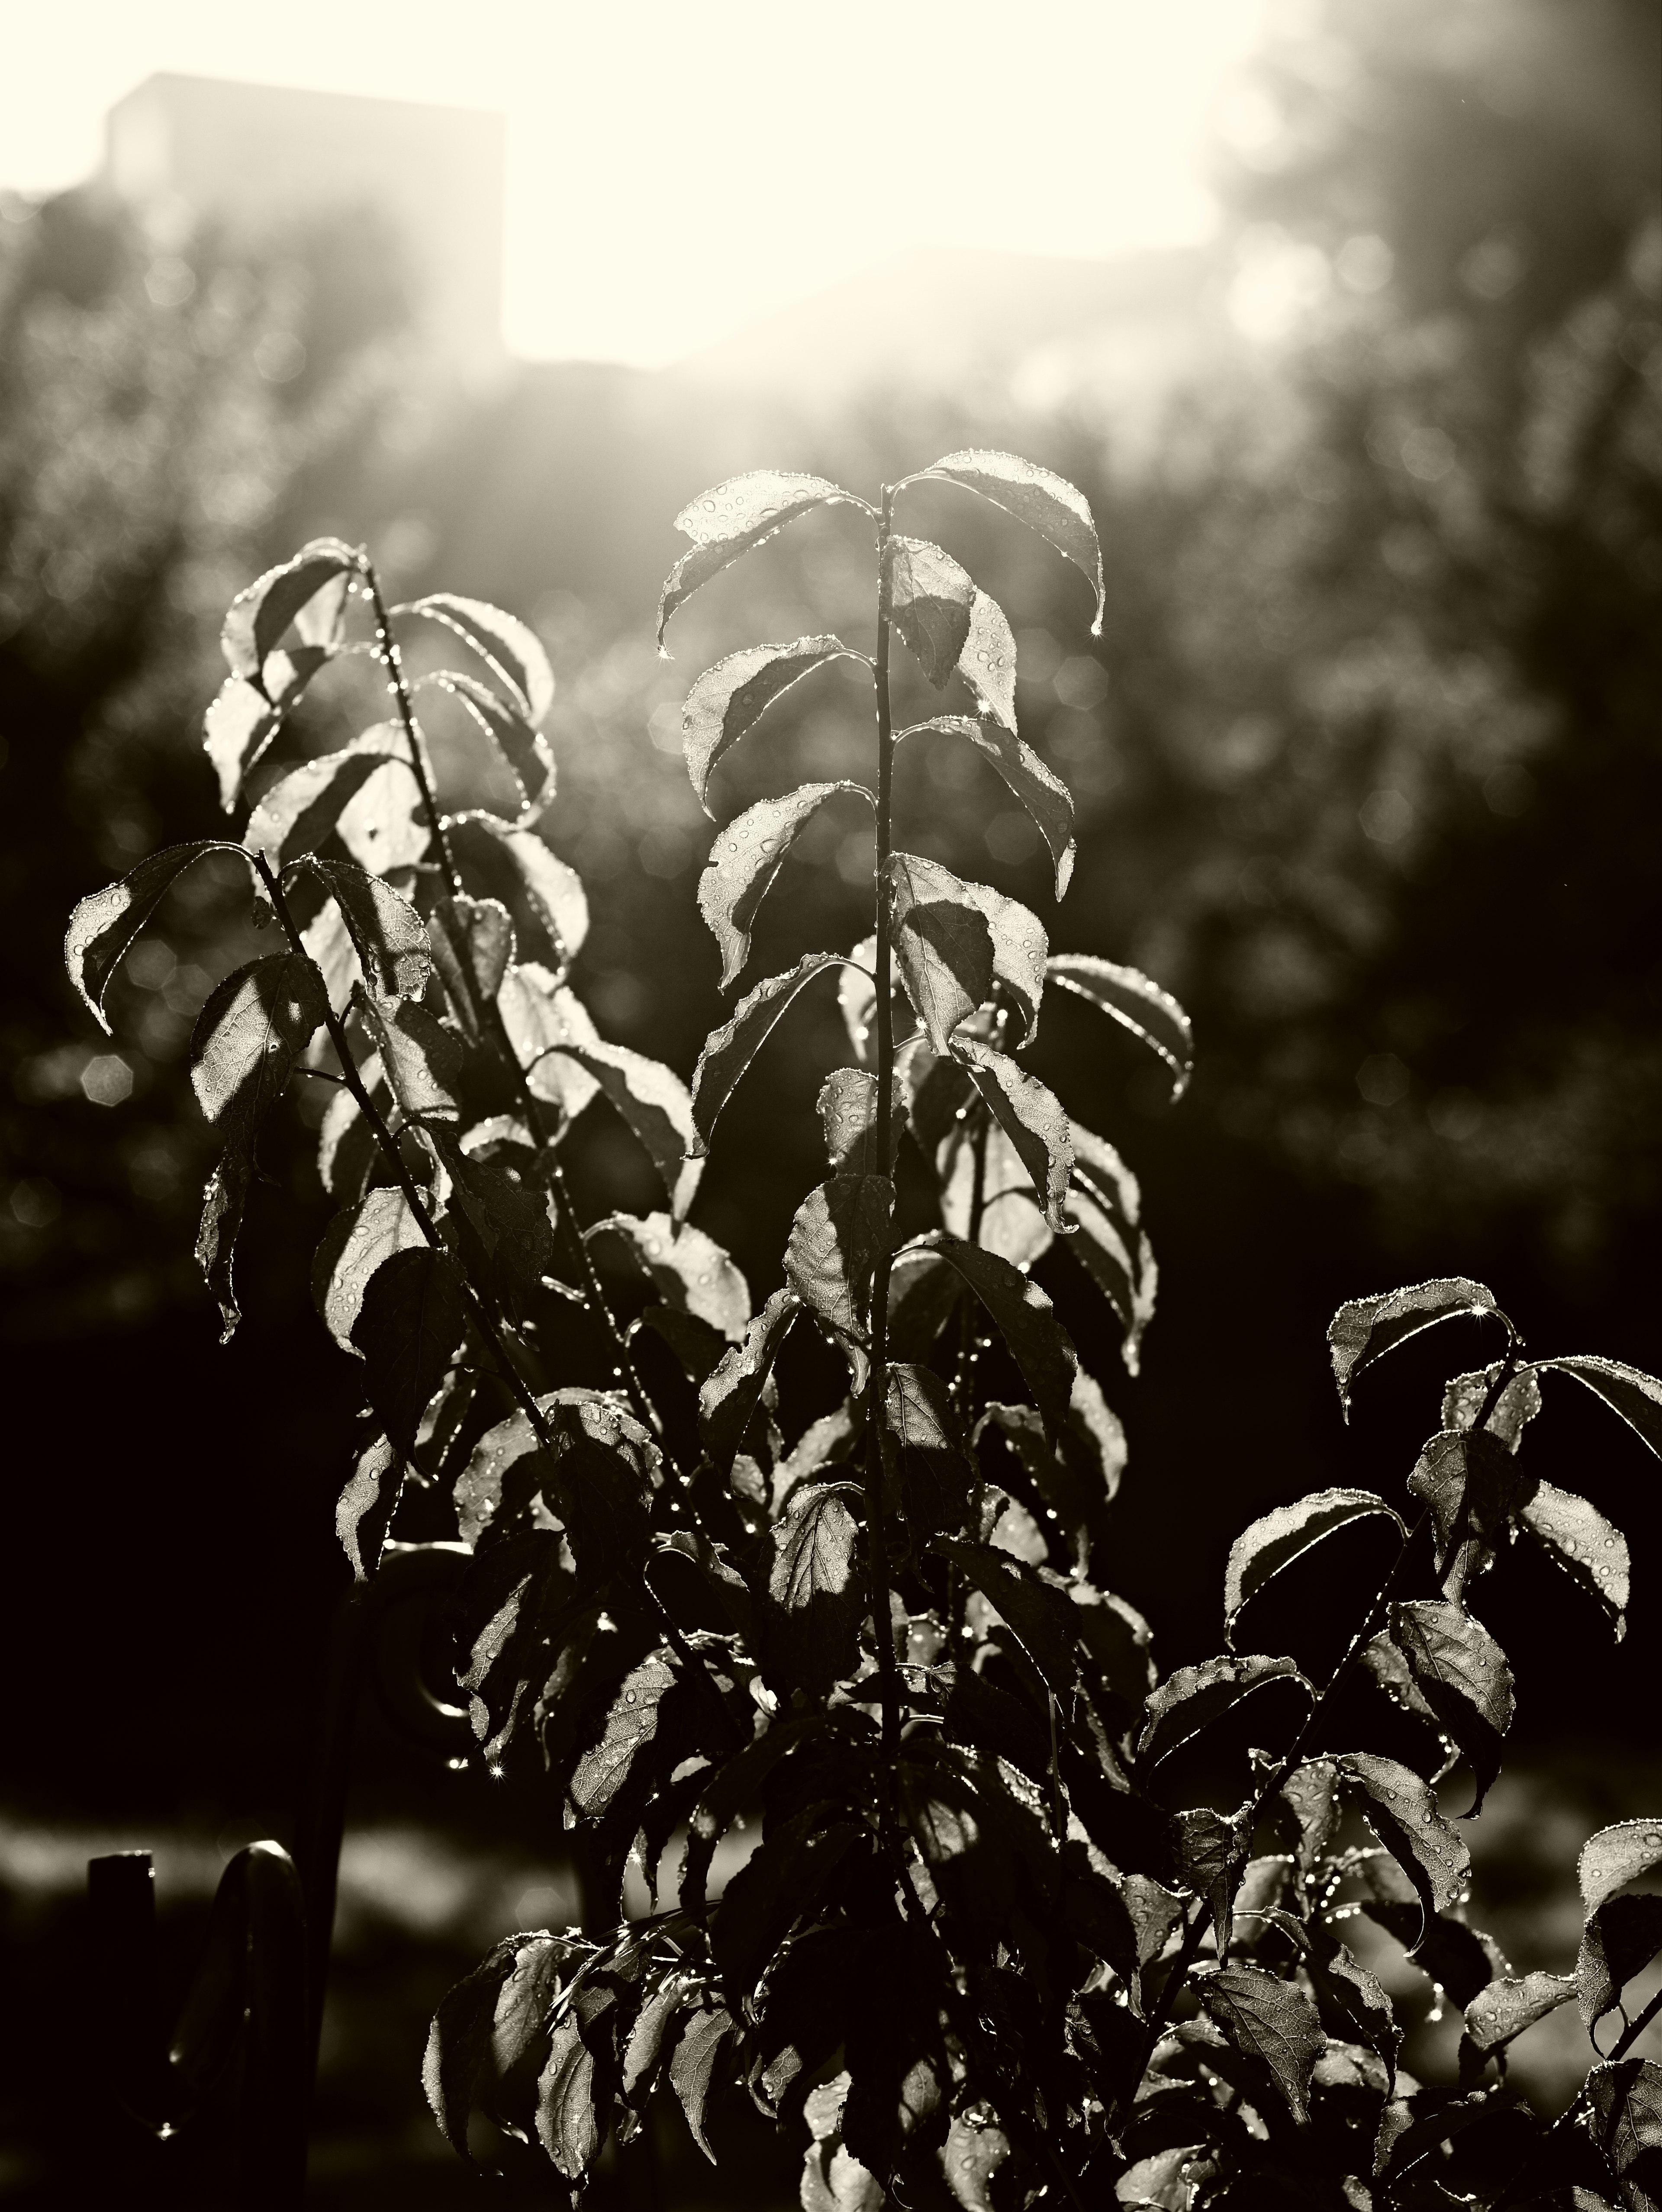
(1, 0, 1265, 367)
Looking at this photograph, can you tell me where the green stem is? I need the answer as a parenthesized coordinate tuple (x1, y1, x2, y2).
(863, 485, 904, 1781)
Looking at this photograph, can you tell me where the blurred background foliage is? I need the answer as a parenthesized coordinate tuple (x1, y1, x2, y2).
(1, 0, 1659, 2198)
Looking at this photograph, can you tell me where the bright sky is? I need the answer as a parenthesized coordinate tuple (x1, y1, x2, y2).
(0, 0, 1266, 365)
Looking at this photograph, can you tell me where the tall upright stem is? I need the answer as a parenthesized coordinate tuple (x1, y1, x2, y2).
(863, 486, 904, 1774)
(359, 556, 460, 900)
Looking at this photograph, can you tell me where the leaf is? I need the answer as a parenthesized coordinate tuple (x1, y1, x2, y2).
(974, 1386, 1120, 1574)
(1540, 1356, 1662, 1463)
(1327, 1279, 1507, 1413)
(699, 1289, 800, 1465)
(335, 757, 430, 875)
(907, 448, 1105, 634)
(537, 2001, 602, 2179)
(1462, 1970, 1577, 2054)
(419, 668, 554, 818)
(682, 637, 868, 814)
(766, 1485, 866, 1698)
(1309, 1932, 1399, 2077)
(954, 1038, 1071, 1228)
(439, 1137, 558, 1305)
(1137, 1654, 1308, 1770)
(300, 860, 431, 1000)
(886, 535, 976, 686)
(1201, 1965, 1324, 2125)
(454, 815, 589, 967)
(204, 656, 331, 812)
(552, 1041, 702, 1217)
(689, 953, 859, 1150)
(919, 1233, 1077, 1443)
(221, 538, 354, 693)
(937, 1116, 1052, 1268)
(669, 2003, 738, 2162)
(424, 1931, 573, 2159)
(955, 589, 1019, 731)
(315, 1188, 431, 1350)
(819, 1067, 904, 1177)
(1581, 1896, 1662, 2035)
(941, 2111, 1010, 2211)
(1279, 1760, 1340, 1873)
(354, 989, 463, 1122)
(1586, 2058, 1662, 2205)
(899, 714, 1076, 897)
(785, 1176, 892, 1355)
(699, 781, 872, 990)
(594, 1212, 750, 1341)
(1340, 1752, 1471, 1941)
(656, 469, 872, 646)
(932, 1540, 1079, 1694)
(497, 963, 603, 1118)
(1046, 955, 1193, 1100)
(1175, 1808, 1246, 1933)
(428, 894, 516, 1045)
(1408, 1428, 1535, 1598)
(397, 592, 554, 722)
(244, 729, 412, 868)
(712, 1809, 861, 1995)
(1384, 1600, 1514, 1816)
(889, 856, 993, 1053)
(1063, 1120, 1156, 1370)
(351, 1244, 468, 1455)
(336, 1433, 403, 1580)
(886, 1363, 974, 1550)
(1441, 1362, 1542, 1451)
(1580, 1821, 1662, 1923)
(570, 1655, 678, 1818)
(66, 841, 244, 1032)
(1224, 1489, 1405, 1643)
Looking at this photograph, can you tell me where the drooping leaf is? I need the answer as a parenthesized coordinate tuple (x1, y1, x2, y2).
(593, 1212, 750, 1341)
(1137, 1654, 1308, 1770)
(1224, 1489, 1406, 1644)
(919, 1233, 1077, 1442)
(551, 1041, 702, 1217)
(886, 535, 976, 687)
(335, 1434, 403, 1580)
(569, 1655, 679, 1818)
(1585, 2058, 1662, 2204)
(1441, 1361, 1542, 1451)
(886, 1245, 964, 1360)
(1175, 1807, 1246, 1934)
(243, 729, 412, 868)
(1384, 1599, 1514, 1815)
(335, 756, 430, 875)
(299, 859, 431, 1001)
(418, 668, 554, 818)
(932, 1540, 1079, 1695)
(314, 1185, 430, 1349)
(424, 1930, 576, 2160)
(316, 1053, 390, 1205)
(818, 1067, 904, 1177)
(1462, 1971, 1577, 2054)
(353, 989, 463, 1122)
(428, 894, 516, 1045)
(397, 592, 554, 723)
(954, 1038, 1071, 1228)
(453, 815, 589, 967)
(941, 2111, 1010, 2212)
(668, 2003, 738, 2163)
(954, 589, 1019, 732)
(682, 637, 869, 814)
(221, 538, 355, 694)
(1408, 1427, 1535, 1598)
(765, 1485, 866, 1697)
(1200, 1965, 1324, 2125)
(1279, 1759, 1340, 1873)
(784, 1176, 892, 1350)
(1340, 1752, 1472, 1940)
(204, 655, 332, 812)
(903, 712, 1076, 898)
(536, 1996, 604, 2180)
(1046, 954, 1193, 1100)
(352, 1244, 468, 1455)
(689, 955, 859, 1151)
(699, 781, 873, 990)
(1308, 1931, 1399, 2077)
(907, 449, 1105, 634)
(975, 1384, 1121, 1575)
(937, 1116, 1052, 1268)
(1327, 1279, 1507, 1413)
(656, 470, 873, 647)
(496, 963, 603, 1119)
(1540, 1356, 1662, 1463)
(699, 1289, 800, 1466)
(66, 841, 247, 1032)
(438, 1135, 558, 1306)
(1580, 1895, 1662, 2036)
(888, 854, 993, 1053)
(886, 1363, 974, 1550)
(1580, 1821, 1662, 1923)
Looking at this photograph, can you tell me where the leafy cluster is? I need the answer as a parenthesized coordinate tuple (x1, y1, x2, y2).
(66, 455, 1662, 2209)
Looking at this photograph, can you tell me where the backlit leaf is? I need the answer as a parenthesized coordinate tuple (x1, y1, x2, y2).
(908, 449, 1105, 634)
(1441, 1361, 1542, 1451)
(354, 989, 463, 1122)
(1046, 954, 1193, 1100)
(954, 1039, 1071, 1228)
(1062, 1185, 1155, 1373)
(766, 1484, 866, 1696)
(428, 894, 515, 1045)
(537, 2003, 602, 2179)
(316, 1053, 389, 1204)
(656, 469, 872, 646)
(352, 1244, 468, 1455)
(496, 962, 602, 1117)
(918, 1233, 1077, 1442)
(336, 757, 429, 875)
(889, 854, 993, 1053)
(424, 1930, 576, 2160)
(699, 781, 872, 990)
(818, 1067, 904, 1177)
(1327, 1279, 1506, 1413)
(1201, 1965, 1324, 2125)
(932, 1539, 1078, 1694)
(1176, 1807, 1246, 1932)
(204, 656, 331, 812)
(1580, 1820, 1662, 1923)
(397, 592, 554, 723)
(669, 2003, 738, 2162)
(66, 840, 245, 1032)
(784, 1176, 892, 1348)
(1340, 1752, 1471, 1940)
(886, 535, 976, 687)
(712, 1809, 860, 1995)
(314, 1184, 429, 1350)
(221, 538, 354, 693)
(699, 1289, 800, 1465)
(936, 1116, 1051, 1267)
(244, 729, 411, 868)
(683, 637, 869, 814)
(1539, 1355, 1662, 1463)
(1580, 1895, 1662, 2035)
(593, 1212, 750, 1341)
(1585, 2058, 1662, 2201)
(886, 1362, 973, 1550)
(689, 953, 858, 1150)
(955, 589, 1018, 731)
(1138, 1654, 1308, 1770)
(419, 668, 554, 818)
(335, 1433, 402, 1580)
(1408, 1427, 1533, 1598)
(1224, 1489, 1404, 1643)
(899, 713, 1076, 897)
(941, 2110, 1010, 2211)
(300, 860, 431, 1001)
(1384, 1599, 1514, 1815)
(570, 1655, 678, 1818)
(453, 814, 589, 967)
(1462, 1970, 1577, 2054)
(551, 1041, 701, 1217)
